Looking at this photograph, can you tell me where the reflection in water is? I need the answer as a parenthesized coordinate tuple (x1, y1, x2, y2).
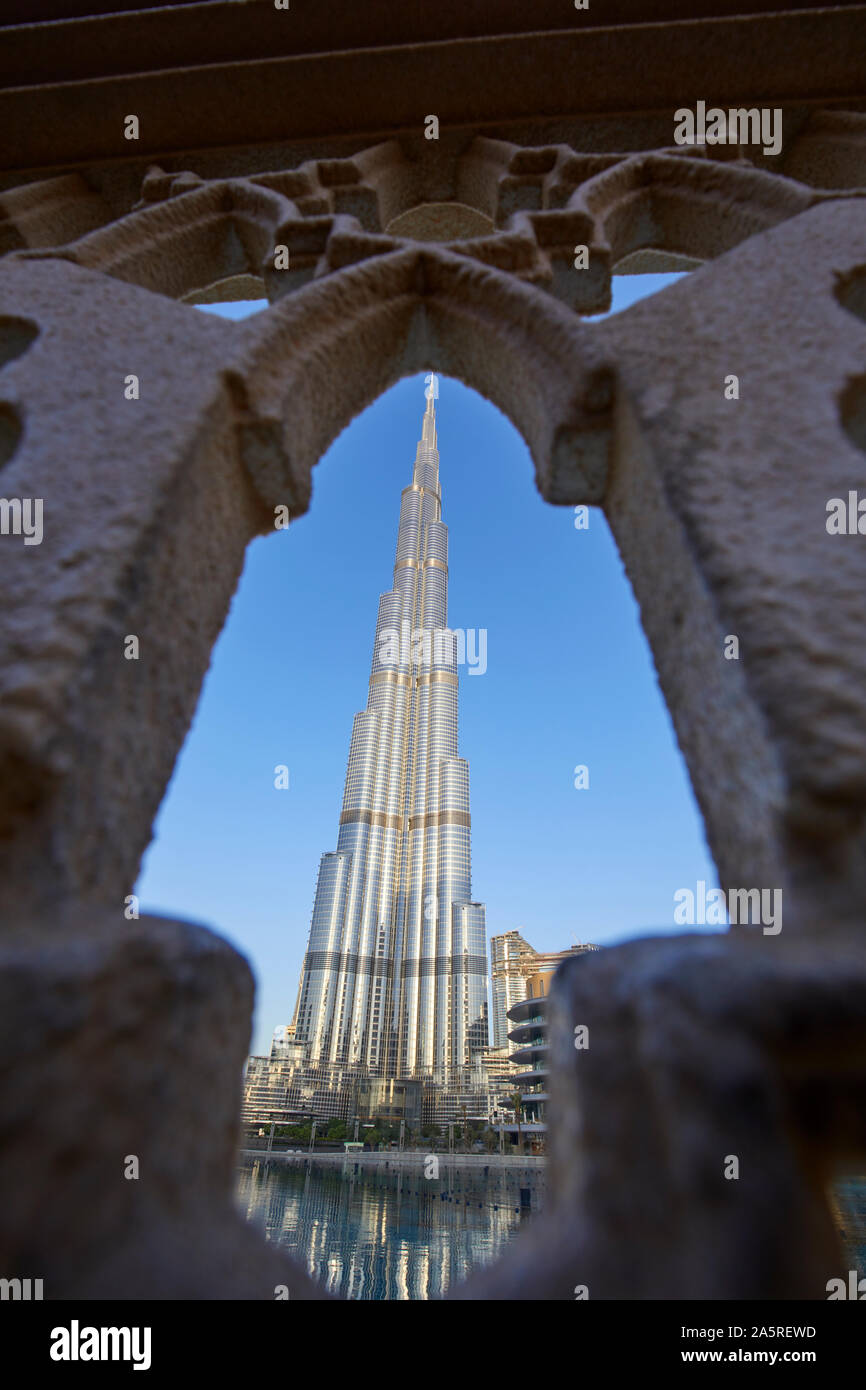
(236, 1156, 545, 1299)
(830, 1177, 866, 1278)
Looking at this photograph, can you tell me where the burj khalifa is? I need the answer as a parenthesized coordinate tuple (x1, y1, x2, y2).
(292, 375, 489, 1091)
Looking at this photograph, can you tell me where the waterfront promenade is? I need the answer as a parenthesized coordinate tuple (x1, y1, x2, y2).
(240, 1148, 545, 1172)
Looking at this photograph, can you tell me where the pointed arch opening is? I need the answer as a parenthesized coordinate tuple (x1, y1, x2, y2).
(133, 274, 727, 1295)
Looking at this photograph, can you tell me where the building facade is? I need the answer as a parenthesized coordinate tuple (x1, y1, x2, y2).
(490, 930, 536, 1050)
(496, 942, 599, 1147)
(268, 375, 489, 1119)
(491, 931, 598, 1052)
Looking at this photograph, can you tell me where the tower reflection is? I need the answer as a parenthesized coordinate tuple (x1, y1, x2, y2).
(236, 1157, 544, 1299)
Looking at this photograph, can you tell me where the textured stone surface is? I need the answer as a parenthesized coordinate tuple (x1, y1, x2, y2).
(0, 258, 300, 914)
(598, 200, 866, 929)
(0, 911, 327, 1298)
(0, 0, 865, 1301)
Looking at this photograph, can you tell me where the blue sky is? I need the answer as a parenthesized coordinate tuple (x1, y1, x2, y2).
(135, 273, 721, 1055)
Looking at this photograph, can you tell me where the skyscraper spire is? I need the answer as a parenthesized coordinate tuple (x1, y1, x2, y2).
(422, 372, 438, 446)
(293, 376, 489, 1093)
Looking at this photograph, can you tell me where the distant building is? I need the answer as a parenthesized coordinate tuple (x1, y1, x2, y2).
(490, 931, 537, 1049)
(500, 940, 599, 1148)
(475, 1043, 516, 1118)
(269, 1024, 303, 1060)
(491, 931, 598, 1052)
(240, 1027, 309, 1126)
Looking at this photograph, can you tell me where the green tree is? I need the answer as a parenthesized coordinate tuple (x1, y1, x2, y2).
(278, 1122, 311, 1144)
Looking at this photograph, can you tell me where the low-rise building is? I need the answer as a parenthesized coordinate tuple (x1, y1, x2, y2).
(501, 942, 599, 1150)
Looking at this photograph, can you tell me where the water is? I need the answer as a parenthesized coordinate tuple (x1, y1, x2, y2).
(236, 1155, 545, 1299)
(832, 1177, 866, 1278)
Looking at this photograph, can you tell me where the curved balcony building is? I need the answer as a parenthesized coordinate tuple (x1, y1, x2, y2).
(507, 998, 550, 1128)
(501, 943, 599, 1143)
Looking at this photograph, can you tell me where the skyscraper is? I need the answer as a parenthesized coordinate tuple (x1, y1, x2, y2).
(292, 375, 489, 1098)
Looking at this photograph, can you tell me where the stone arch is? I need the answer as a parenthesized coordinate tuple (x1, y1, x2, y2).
(8, 137, 848, 324)
(230, 220, 866, 929)
(20, 179, 302, 302)
(1, 145, 866, 1301)
(0, 216, 839, 938)
(0, 240, 619, 917)
(5, 205, 866, 924)
(3, 194, 866, 929)
(234, 244, 616, 510)
(1, 0, 865, 1306)
(575, 152, 819, 269)
(0, 173, 113, 255)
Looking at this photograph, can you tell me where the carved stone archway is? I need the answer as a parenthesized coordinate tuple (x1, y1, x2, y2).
(1, 4, 866, 1298)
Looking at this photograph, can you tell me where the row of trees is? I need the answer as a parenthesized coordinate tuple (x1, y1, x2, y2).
(255, 1119, 509, 1151)
(254, 1093, 529, 1152)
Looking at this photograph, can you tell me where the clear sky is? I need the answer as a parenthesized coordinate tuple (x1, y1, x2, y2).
(135, 272, 722, 1056)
